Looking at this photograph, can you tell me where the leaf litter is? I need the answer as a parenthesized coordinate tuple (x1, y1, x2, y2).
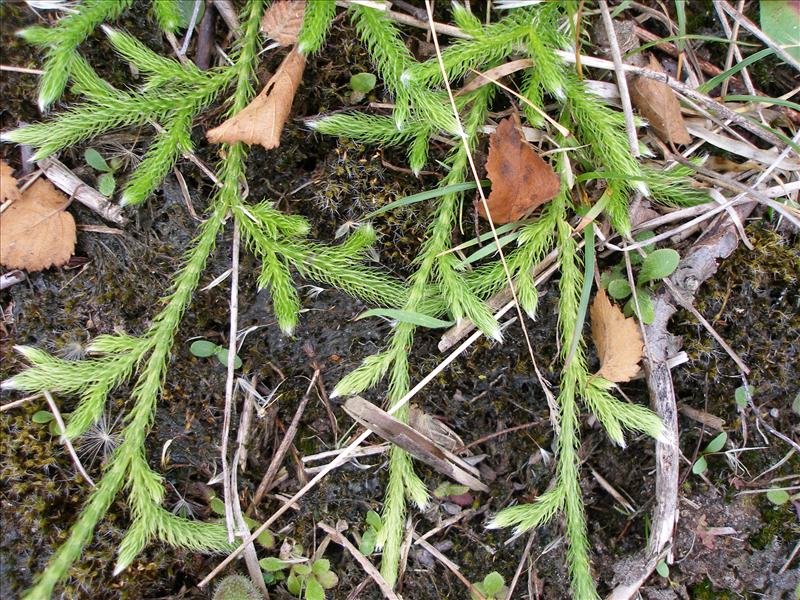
(0, 160, 77, 272)
(478, 114, 561, 224)
(206, 46, 306, 150)
(590, 288, 644, 383)
(260, 0, 305, 46)
(629, 55, 692, 146)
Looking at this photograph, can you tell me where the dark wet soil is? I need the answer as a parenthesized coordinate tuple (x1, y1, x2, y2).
(1, 2, 798, 600)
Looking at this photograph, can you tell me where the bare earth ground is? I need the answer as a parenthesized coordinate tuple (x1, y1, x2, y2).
(1, 2, 798, 599)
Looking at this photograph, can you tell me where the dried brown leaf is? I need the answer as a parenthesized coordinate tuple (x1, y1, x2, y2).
(478, 115, 561, 224)
(1, 160, 21, 204)
(630, 55, 692, 146)
(0, 177, 76, 271)
(206, 47, 306, 149)
(408, 405, 464, 452)
(590, 288, 644, 382)
(260, 0, 305, 46)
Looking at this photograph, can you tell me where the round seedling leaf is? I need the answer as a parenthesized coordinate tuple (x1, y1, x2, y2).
(766, 488, 790, 506)
(638, 248, 680, 284)
(350, 72, 377, 93)
(260, 557, 289, 572)
(189, 339, 218, 357)
(365, 510, 382, 531)
(97, 172, 116, 197)
(48, 418, 63, 436)
(703, 432, 727, 454)
(84, 147, 111, 172)
(175, 0, 205, 29)
(305, 577, 325, 600)
(634, 229, 657, 253)
(257, 528, 275, 548)
(317, 570, 338, 590)
(292, 564, 311, 577)
(655, 559, 670, 578)
(624, 290, 655, 324)
(692, 455, 708, 476)
(482, 571, 505, 595)
(735, 385, 754, 408)
(209, 496, 226, 515)
(286, 572, 301, 596)
(32, 410, 55, 424)
(607, 278, 632, 300)
(215, 346, 243, 369)
(359, 529, 376, 555)
(312, 559, 330, 576)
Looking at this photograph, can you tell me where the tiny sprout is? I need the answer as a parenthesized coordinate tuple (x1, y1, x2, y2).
(283, 557, 338, 600)
(359, 509, 382, 555)
(655, 559, 670, 578)
(471, 571, 508, 600)
(765, 488, 791, 506)
(691, 432, 727, 476)
(734, 385, 754, 408)
(349, 72, 377, 103)
(189, 339, 243, 369)
(84, 147, 117, 197)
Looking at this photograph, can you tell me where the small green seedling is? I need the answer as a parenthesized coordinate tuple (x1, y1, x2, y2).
(734, 385, 754, 408)
(358, 509, 383, 556)
(284, 558, 339, 600)
(471, 571, 508, 600)
(84, 147, 119, 197)
(601, 233, 679, 324)
(32, 410, 65, 436)
(691, 432, 727, 476)
(349, 72, 377, 103)
(208, 495, 274, 548)
(655, 559, 670, 579)
(765, 488, 795, 506)
(189, 339, 243, 369)
(433, 482, 470, 499)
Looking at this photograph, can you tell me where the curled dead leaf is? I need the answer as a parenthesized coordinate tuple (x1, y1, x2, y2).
(478, 115, 560, 224)
(590, 288, 644, 383)
(1, 160, 21, 204)
(261, 0, 306, 46)
(0, 176, 76, 271)
(206, 47, 306, 150)
(630, 55, 691, 146)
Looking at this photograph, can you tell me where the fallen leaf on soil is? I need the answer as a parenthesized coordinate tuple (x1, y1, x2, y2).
(408, 405, 464, 453)
(1, 160, 21, 204)
(590, 288, 644, 382)
(629, 55, 691, 146)
(260, 0, 306, 46)
(478, 115, 561, 224)
(206, 47, 306, 149)
(0, 176, 76, 271)
(694, 515, 738, 550)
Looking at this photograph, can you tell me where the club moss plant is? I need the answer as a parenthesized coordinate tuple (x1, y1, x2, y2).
(1, 1, 703, 598)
